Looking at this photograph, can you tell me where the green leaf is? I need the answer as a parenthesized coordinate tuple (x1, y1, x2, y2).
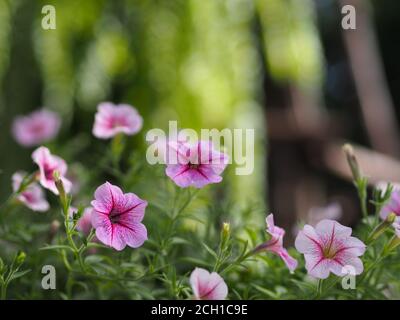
(9, 269, 31, 281)
(40, 245, 74, 252)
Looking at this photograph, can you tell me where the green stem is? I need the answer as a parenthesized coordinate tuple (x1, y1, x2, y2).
(316, 279, 324, 299)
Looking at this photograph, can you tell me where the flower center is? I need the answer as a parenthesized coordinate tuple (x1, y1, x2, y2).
(109, 117, 126, 129)
(109, 208, 121, 224)
(323, 246, 337, 259)
(44, 165, 55, 181)
(189, 163, 200, 169)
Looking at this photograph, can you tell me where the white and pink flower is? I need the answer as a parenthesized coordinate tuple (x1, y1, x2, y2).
(255, 214, 298, 272)
(32, 146, 72, 195)
(295, 220, 366, 279)
(12, 109, 61, 147)
(92, 102, 143, 139)
(190, 268, 228, 300)
(12, 172, 49, 212)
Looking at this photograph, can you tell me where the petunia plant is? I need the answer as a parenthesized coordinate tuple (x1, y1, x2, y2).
(2, 106, 400, 300)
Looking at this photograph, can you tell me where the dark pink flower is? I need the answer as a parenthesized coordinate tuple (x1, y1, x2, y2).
(165, 140, 228, 188)
(295, 220, 366, 279)
(12, 109, 61, 147)
(91, 182, 148, 251)
(190, 268, 228, 300)
(32, 147, 72, 195)
(92, 102, 143, 139)
(12, 172, 49, 212)
(255, 214, 298, 272)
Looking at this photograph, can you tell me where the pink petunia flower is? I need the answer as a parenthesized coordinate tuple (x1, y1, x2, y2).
(92, 102, 143, 139)
(255, 214, 298, 272)
(380, 189, 400, 221)
(12, 109, 61, 147)
(32, 146, 72, 195)
(190, 268, 228, 300)
(91, 182, 148, 251)
(380, 189, 400, 237)
(76, 207, 94, 236)
(295, 220, 366, 279)
(12, 172, 49, 212)
(165, 140, 228, 188)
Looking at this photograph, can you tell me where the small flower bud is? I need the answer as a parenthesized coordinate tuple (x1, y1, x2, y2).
(16, 251, 26, 266)
(220, 222, 231, 250)
(367, 212, 397, 244)
(343, 144, 362, 181)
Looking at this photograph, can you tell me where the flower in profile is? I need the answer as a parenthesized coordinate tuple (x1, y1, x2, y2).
(255, 214, 298, 272)
(12, 172, 49, 212)
(295, 220, 366, 279)
(32, 146, 72, 195)
(76, 207, 94, 236)
(165, 140, 228, 188)
(379, 189, 400, 237)
(12, 109, 61, 147)
(190, 268, 228, 300)
(91, 182, 148, 251)
(380, 189, 400, 221)
(92, 102, 143, 139)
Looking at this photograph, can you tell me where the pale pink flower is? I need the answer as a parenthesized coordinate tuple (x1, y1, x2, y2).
(190, 268, 228, 300)
(12, 172, 49, 212)
(32, 146, 72, 195)
(76, 207, 94, 236)
(380, 189, 400, 221)
(295, 220, 366, 279)
(12, 109, 61, 147)
(380, 189, 400, 237)
(165, 140, 228, 188)
(92, 102, 143, 139)
(255, 214, 298, 272)
(91, 182, 148, 251)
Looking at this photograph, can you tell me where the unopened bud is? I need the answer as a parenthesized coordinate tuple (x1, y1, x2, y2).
(343, 144, 362, 181)
(220, 222, 231, 250)
(367, 212, 397, 244)
(16, 251, 26, 266)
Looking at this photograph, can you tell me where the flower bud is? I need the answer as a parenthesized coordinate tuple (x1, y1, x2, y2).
(220, 222, 231, 250)
(16, 251, 26, 266)
(367, 212, 397, 244)
(343, 144, 362, 181)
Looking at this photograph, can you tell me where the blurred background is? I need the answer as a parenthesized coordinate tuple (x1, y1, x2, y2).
(0, 0, 399, 240)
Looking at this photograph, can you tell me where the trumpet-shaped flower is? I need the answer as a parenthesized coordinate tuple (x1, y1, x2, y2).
(380, 189, 400, 220)
(12, 172, 49, 212)
(166, 140, 228, 188)
(295, 220, 366, 279)
(190, 268, 228, 300)
(92, 102, 143, 139)
(32, 147, 72, 195)
(91, 182, 148, 251)
(12, 109, 61, 147)
(380, 189, 400, 237)
(255, 214, 298, 272)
